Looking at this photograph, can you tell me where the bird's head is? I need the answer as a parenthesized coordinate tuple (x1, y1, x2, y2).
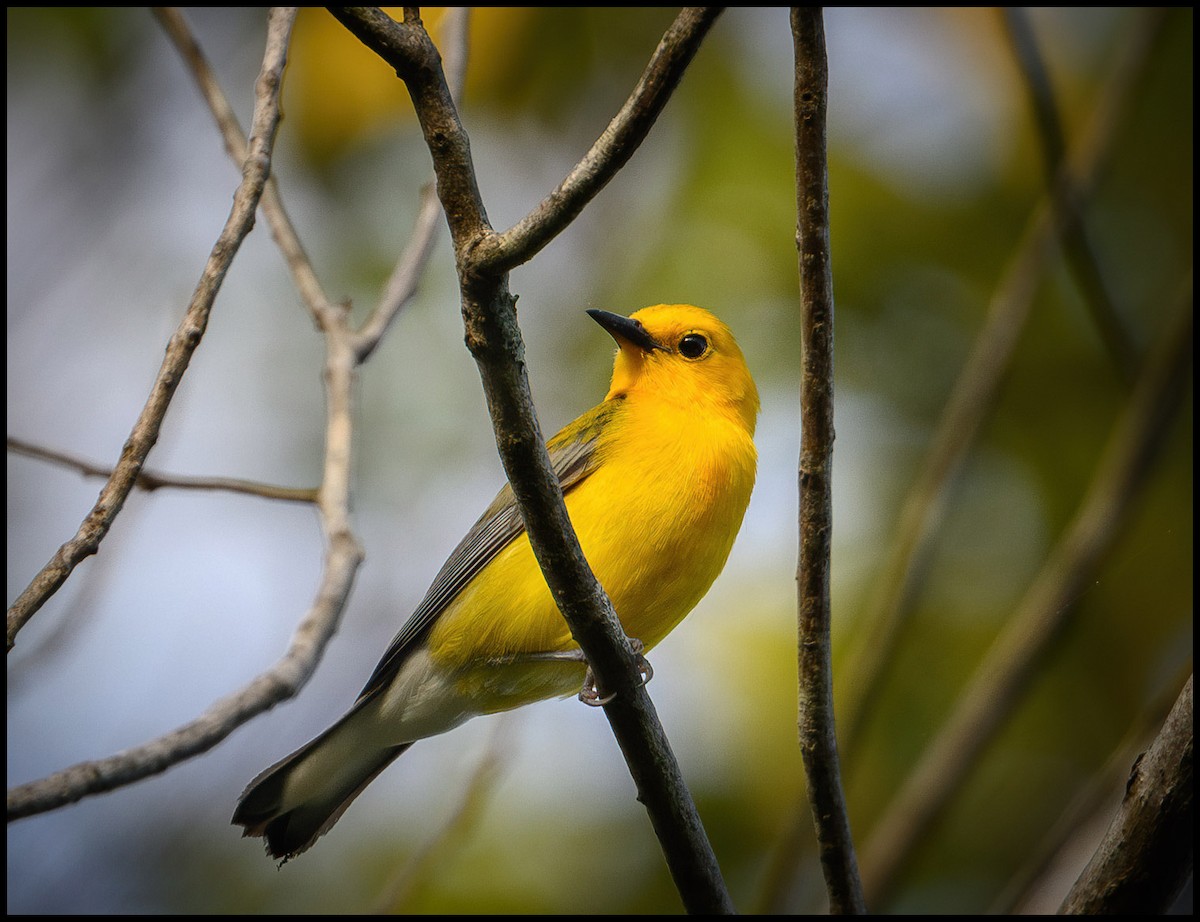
(588, 304, 759, 435)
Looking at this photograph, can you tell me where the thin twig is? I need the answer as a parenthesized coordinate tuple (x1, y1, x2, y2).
(1001, 8, 1142, 384)
(350, 6, 468, 362)
(353, 181, 444, 361)
(328, 7, 734, 913)
(6, 9, 316, 818)
(5, 8, 295, 654)
(859, 283, 1194, 907)
(758, 14, 1174, 911)
(150, 4, 443, 804)
(838, 8, 1167, 756)
(6, 524, 361, 819)
(8, 4, 456, 821)
(792, 8, 866, 915)
(475, 7, 723, 275)
(6, 436, 317, 504)
(153, 6, 332, 319)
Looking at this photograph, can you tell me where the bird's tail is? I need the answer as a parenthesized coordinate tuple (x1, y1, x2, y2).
(232, 708, 411, 861)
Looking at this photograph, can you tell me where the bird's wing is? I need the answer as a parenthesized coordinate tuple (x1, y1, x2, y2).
(354, 401, 617, 702)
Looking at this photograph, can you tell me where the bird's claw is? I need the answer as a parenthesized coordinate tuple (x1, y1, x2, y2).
(578, 640, 654, 707)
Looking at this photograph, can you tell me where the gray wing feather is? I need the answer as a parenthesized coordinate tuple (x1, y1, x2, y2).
(355, 431, 602, 702)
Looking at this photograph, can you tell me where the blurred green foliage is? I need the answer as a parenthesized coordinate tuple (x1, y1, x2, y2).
(6, 6, 1191, 915)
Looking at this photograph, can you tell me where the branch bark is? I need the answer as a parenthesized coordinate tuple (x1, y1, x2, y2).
(475, 7, 722, 274)
(7, 3, 454, 821)
(7, 8, 315, 817)
(6, 436, 317, 504)
(791, 8, 866, 915)
(5, 10, 293, 653)
(329, 7, 734, 913)
(985, 666, 1191, 912)
(1059, 674, 1193, 914)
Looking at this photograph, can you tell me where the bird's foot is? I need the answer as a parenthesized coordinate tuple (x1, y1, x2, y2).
(578, 639, 653, 707)
(484, 642, 652, 707)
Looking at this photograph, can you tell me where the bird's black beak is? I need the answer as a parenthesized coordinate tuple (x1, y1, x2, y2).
(587, 309, 666, 354)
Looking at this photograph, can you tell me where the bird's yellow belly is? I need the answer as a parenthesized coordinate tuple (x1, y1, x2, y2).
(426, 415, 755, 711)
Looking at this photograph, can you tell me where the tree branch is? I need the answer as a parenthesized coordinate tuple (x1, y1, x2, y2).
(5, 9, 334, 819)
(153, 6, 333, 321)
(6, 436, 317, 504)
(859, 282, 1194, 907)
(792, 8, 866, 915)
(6, 517, 362, 818)
(351, 7, 467, 362)
(1059, 674, 1193, 914)
(838, 8, 1168, 756)
(100, 5, 455, 804)
(1001, 7, 1143, 384)
(987, 666, 1191, 912)
(6, 2, 452, 820)
(146, 4, 455, 792)
(476, 7, 723, 275)
(5, 9, 293, 653)
(328, 7, 734, 913)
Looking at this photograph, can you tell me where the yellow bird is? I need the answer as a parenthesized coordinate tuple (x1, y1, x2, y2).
(232, 304, 759, 860)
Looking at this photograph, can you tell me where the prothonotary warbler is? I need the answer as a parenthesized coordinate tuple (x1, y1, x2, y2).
(232, 304, 759, 860)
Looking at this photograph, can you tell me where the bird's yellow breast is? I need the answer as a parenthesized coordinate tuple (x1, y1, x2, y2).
(426, 388, 756, 708)
(571, 392, 757, 648)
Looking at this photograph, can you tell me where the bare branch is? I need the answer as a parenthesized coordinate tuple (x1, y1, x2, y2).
(10, 4, 456, 819)
(859, 283, 1194, 907)
(352, 181, 445, 362)
(6, 5, 402, 822)
(838, 8, 1168, 755)
(349, 7, 469, 362)
(328, 7, 734, 913)
(989, 667, 1191, 912)
(7, 521, 361, 819)
(5, 8, 296, 653)
(1001, 7, 1144, 383)
(476, 7, 723, 275)
(6, 436, 317, 504)
(151, 8, 245, 161)
(328, 8, 490, 247)
(792, 8, 866, 915)
(1060, 674, 1193, 914)
(153, 6, 333, 320)
(2, 11, 371, 819)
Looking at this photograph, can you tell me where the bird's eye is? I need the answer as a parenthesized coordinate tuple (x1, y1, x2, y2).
(678, 333, 709, 359)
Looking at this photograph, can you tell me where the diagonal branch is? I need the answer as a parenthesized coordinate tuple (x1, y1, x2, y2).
(837, 8, 1167, 756)
(351, 7, 467, 361)
(476, 7, 723, 275)
(7, 8, 312, 818)
(858, 283, 1194, 907)
(1059, 673, 1193, 914)
(9, 5, 459, 822)
(1001, 7, 1143, 384)
(328, 7, 734, 913)
(153, 5, 332, 320)
(988, 665, 1191, 912)
(5, 10, 294, 653)
(150, 3, 458, 774)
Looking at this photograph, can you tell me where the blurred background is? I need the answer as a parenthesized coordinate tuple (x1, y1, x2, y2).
(7, 7, 1192, 914)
